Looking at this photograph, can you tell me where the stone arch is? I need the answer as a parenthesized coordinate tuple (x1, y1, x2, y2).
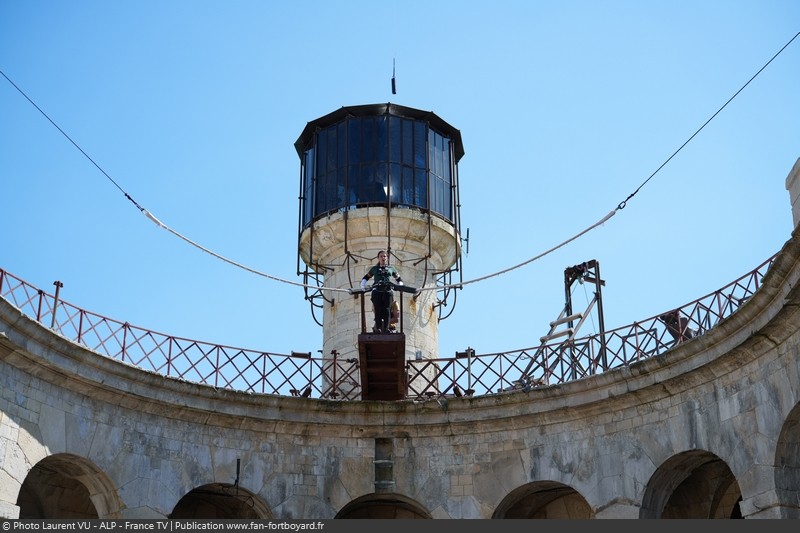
(491, 480, 593, 519)
(16, 453, 124, 519)
(640, 449, 742, 518)
(774, 401, 800, 518)
(335, 493, 431, 519)
(170, 483, 273, 519)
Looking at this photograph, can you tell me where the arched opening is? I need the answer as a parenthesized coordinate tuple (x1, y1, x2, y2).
(492, 481, 593, 519)
(335, 493, 431, 519)
(641, 450, 742, 518)
(16, 453, 123, 518)
(170, 483, 272, 519)
(774, 402, 800, 518)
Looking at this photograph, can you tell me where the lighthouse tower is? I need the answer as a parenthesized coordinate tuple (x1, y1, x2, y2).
(295, 103, 465, 397)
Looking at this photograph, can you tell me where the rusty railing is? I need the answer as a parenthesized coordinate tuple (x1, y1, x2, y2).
(0, 252, 777, 400)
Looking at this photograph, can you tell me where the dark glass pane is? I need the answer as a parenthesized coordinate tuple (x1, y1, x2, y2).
(402, 119, 413, 165)
(435, 133, 444, 176)
(326, 171, 337, 213)
(441, 177, 451, 219)
(327, 126, 337, 173)
(428, 130, 435, 176)
(348, 118, 361, 164)
(429, 172, 437, 214)
(362, 117, 374, 162)
(303, 149, 315, 225)
(361, 164, 380, 202)
(359, 164, 370, 203)
(390, 163, 401, 203)
(415, 168, 427, 208)
(402, 166, 413, 205)
(314, 171, 327, 216)
(337, 122, 346, 170)
(441, 176, 451, 219)
(389, 116, 401, 163)
(336, 167, 347, 208)
(443, 138, 451, 185)
(364, 163, 386, 203)
(351, 167, 360, 206)
(439, 176, 446, 217)
(349, 164, 361, 204)
(390, 163, 403, 204)
(317, 132, 327, 177)
(327, 172, 336, 214)
(376, 115, 388, 162)
(376, 163, 388, 203)
(414, 121, 426, 168)
(315, 174, 325, 215)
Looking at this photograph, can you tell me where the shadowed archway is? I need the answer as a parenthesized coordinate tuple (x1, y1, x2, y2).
(16, 453, 123, 519)
(492, 481, 593, 519)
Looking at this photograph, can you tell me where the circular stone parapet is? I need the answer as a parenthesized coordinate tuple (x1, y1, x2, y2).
(299, 207, 460, 273)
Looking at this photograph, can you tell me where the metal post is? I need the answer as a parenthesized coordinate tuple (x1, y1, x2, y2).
(360, 293, 366, 333)
(467, 348, 473, 392)
(36, 289, 44, 322)
(122, 323, 129, 363)
(455, 347, 475, 396)
(331, 350, 337, 399)
(51, 280, 63, 329)
(594, 262, 608, 370)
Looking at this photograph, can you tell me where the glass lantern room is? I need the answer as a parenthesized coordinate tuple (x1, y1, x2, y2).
(295, 103, 465, 229)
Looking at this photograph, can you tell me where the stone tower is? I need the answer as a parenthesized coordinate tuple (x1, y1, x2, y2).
(295, 103, 465, 386)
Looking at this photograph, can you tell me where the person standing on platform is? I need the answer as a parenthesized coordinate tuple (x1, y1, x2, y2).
(360, 250, 403, 333)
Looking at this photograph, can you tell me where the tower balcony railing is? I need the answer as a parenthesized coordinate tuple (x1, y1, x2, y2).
(0, 252, 776, 401)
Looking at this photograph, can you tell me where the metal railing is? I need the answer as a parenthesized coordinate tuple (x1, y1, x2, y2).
(0, 252, 777, 400)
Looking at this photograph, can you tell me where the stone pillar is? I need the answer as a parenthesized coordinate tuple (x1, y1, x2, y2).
(785, 157, 800, 229)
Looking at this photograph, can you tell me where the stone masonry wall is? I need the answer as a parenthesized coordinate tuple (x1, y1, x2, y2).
(1, 227, 800, 519)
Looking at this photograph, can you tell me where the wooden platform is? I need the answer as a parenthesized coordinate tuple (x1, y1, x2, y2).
(358, 332, 406, 401)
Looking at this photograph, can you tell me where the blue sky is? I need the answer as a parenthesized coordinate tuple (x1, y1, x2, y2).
(2, 1, 798, 362)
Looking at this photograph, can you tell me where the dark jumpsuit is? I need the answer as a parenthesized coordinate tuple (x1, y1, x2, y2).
(362, 265, 402, 332)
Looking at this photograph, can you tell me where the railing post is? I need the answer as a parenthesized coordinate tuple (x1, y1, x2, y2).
(307, 351, 315, 398)
(261, 352, 268, 394)
(167, 337, 174, 377)
(331, 350, 338, 399)
(455, 348, 475, 395)
(121, 322, 129, 362)
(50, 281, 63, 330)
(78, 310, 85, 344)
(215, 346, 220, 388)
(359, 292, 366, 333)
(36, 289, 44, 322)
(467, 348, 473, 392)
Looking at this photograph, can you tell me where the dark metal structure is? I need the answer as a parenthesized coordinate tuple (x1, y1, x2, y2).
(521, 260, 607, 383)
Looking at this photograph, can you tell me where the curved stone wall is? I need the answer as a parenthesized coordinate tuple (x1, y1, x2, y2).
(1, 227, 799, 519)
